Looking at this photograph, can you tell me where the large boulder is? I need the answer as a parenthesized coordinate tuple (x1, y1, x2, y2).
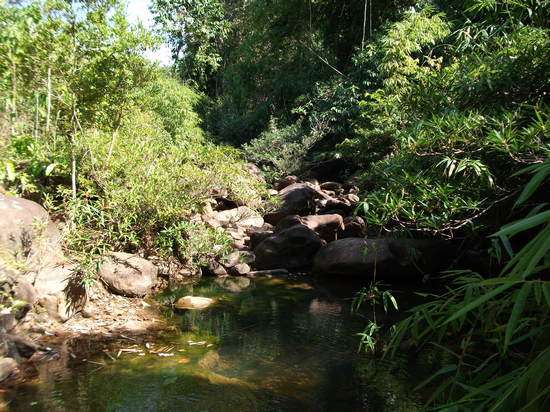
(34, 264, 85, 320)
(99, 252, 158, 297)
(313, 237, 454, 279)
(0, 195, 63, 274)
(313, 238, 394, 277)
(247, 227, 274, 249)
(254, 225, 323, 270)
(0, 357, 17, 382)
(275, 214, 344, 242)
(208, 206, 264, 228)
(264, 183, 318, 225)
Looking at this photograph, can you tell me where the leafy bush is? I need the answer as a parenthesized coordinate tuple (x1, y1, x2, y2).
(242, 118, 321, 181)
(384, 161, 550, 410)
(0, 1, 266, 273)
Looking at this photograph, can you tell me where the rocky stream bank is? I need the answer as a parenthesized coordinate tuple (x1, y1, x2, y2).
(0, 168, 455, 390)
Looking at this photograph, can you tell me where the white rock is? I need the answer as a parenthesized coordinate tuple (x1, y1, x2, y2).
(174, 296, 214, 310)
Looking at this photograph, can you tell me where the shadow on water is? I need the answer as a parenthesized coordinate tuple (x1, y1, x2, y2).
(6, 276, 423, 411)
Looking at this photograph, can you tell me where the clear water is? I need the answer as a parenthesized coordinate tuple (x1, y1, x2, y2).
(7, 276, 421, 411)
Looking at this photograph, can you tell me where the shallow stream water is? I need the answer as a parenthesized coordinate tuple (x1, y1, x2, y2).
(8, 276, 422, 411)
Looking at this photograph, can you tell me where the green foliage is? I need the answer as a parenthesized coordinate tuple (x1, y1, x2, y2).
(151, 0, 232, 91)
(0, 0, 267, 274)
(352, 281, 398, 353)
(242, 118, 325, 182)
(56, 75, 265, 262)
(384, 161, 550, 410)
(152, 0, 417, 144)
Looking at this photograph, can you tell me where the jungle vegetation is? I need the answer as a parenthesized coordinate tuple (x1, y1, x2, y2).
(1, 0, 548, 409)
(151, 0, 549, 409)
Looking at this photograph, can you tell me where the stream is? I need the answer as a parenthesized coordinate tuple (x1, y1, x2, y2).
(7, 276, 422, 411)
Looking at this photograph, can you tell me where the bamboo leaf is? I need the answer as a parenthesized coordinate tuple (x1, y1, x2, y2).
(503, 282, 531, 353)
(443, 282, 514, 325)
(415, 364, 457, 390)
(542, 282, 550, 306)
(514, 163, 550, 207)
(492, 212, 550, 238)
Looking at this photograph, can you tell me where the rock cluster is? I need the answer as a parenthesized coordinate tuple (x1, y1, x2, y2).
(199, 174, 452, 281)
(0, 194, 162, 382)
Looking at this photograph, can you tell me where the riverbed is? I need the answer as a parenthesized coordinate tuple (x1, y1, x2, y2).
(7, 276, 421, 411)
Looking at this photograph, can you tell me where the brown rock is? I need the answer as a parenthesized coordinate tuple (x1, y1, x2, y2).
(231, 263, 251, 276)
(276, 175, 299, 191)
(99, 253, 158, 297)
(320, 182, 343, 191)
(264, 183, 318, 225)
(344, 193, 360, 203)
(247, 228, 274, 249)
(208, 261, 228, 276)
(341, 216, 367, 238)
(0, 357, 18, 382)
(318, 199, 353, 215)
(223, 251, 255, 268)
(300, 214, 344, 242)
(0, 194, 63, 274)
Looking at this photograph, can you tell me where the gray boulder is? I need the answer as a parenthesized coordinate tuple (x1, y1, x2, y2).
(313, 237, 454, 279)
(254, 225, 323, 270)
(34, 264, 85, 320)
(0, 194, 63, 274)
(99, 252, 158, 297)
(264, 183, 318, 225)
(313, 238, 394, 277)
(0, 357, 17, 382)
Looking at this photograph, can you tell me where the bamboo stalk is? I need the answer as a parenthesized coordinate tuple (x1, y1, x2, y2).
(46, 66, 52, 134)
(34, 92, 39, 138)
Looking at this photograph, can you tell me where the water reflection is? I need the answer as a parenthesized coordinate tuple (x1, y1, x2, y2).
(8, 276, 421, 411)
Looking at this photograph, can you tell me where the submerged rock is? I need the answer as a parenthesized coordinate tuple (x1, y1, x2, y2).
(174, 296, 214, 310)
(214, 276, 251, 292)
